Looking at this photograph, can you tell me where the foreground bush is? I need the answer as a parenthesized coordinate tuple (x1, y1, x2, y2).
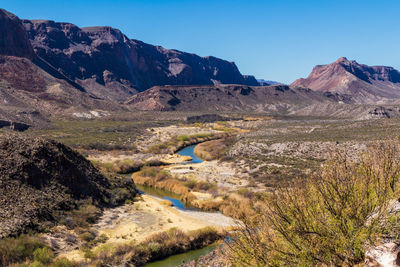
(0, 235, 75, 266)
(226, 141, 400, 266)
(0, 235, 45, 266)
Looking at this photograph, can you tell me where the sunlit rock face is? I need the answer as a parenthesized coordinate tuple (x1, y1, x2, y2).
(291, 57, 400, 103)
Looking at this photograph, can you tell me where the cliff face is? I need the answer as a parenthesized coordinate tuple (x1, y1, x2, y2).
(291, 57, 400, 103)
(22, 20, 258, 101)
(0, 9, 34, 59)
(0, 8, 261, 126)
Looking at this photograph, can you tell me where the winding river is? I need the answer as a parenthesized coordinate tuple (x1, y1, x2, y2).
(139, 144, 219, 267)
(176, 144, 203, 164)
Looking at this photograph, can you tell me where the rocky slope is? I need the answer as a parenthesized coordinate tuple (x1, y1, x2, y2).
(0, 8, 260, 126)
(125, 84, 334, 112)
(21, 16, 258, 102)
(0, 9, 126, 127)
(0, 134, 135, 238)
(291, 57, 400, 103)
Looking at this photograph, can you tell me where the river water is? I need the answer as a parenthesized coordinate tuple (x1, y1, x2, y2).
(176, 144, 203, 163)
(140, 144, 219, 267)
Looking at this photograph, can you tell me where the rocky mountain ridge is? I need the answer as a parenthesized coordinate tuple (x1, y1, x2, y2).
(21, 16, 258, 102)
(291, 57, 400, 103)
(125, 84, 335, 112)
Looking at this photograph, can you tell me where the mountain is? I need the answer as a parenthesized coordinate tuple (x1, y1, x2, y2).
(125, 84, 334, 112)
(291, 57, 400, 103)
(21, 18, 258, 102)
(257, 79, 283, 86)
(0, 9, 126, 127)
(0, 9, 34, 59)
(0, 8, 260, 126)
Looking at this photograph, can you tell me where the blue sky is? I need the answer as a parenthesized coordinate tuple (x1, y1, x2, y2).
(3, 0, 400, 84)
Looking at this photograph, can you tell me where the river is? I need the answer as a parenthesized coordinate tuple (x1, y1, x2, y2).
(176, 144, 203, 163)
(139, 144, 220, 267)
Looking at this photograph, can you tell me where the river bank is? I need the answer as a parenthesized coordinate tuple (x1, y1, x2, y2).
(68, 125, 243, 266)
(58, 188, 235, 263)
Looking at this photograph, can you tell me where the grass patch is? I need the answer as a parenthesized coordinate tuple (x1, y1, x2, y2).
(0, 235, 75, 266)
(132, 167, 196, 203)
(27, 119, 172, 151)
(88, 227, 222, 266)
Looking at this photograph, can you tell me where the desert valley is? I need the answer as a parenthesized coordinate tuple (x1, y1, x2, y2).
(1, 5, 400, 267)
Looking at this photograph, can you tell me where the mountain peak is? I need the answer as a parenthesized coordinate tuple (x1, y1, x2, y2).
(291, 58, 400, 103)
(335, 57, 349, 63)
(0, 9, 34, 59)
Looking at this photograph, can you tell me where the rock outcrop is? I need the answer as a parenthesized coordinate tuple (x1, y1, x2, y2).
(291, 57, 400, 103)
(0, 134, 136, 238)
(0, 9, 34, 59)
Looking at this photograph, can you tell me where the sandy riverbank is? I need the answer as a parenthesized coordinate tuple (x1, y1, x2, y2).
(59, 194, 235, 262)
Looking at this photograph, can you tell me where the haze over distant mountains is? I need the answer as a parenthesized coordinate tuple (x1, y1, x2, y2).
(1, 8, 400, 127)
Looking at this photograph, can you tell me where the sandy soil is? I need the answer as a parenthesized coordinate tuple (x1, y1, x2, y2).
(88, 152, 192, 165)
(165, 160, 249, 192)
(134, 125, 220, 151)
(59, 194, 235, 261)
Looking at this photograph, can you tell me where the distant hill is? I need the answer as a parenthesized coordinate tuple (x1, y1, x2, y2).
(125, 84, 334, 112)
(257, 79, 284, 86)
(291, 57, 400, 104)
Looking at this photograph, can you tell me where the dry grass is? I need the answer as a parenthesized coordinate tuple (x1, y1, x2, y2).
(132, 167, 197, 203)
(194, 137, 235, 161)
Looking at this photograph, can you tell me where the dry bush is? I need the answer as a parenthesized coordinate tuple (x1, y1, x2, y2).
(226, 140, 400, 266)
(194, 137, 235, 161)
(132, 167, 197, 203)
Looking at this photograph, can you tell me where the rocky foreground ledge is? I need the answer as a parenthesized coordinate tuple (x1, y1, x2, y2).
(0, 133, 136, 238)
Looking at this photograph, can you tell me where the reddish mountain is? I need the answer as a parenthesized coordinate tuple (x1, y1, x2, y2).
(0, 9, 126, 127)
(22, 19, 258, 102)
(0, 9, 34, 59)
(291, 57, 400, 103)
(0, 8, 259, 126)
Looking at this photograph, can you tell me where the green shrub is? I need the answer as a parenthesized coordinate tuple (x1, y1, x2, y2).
(79, 232, 95, 242)
(0, 234, 45, 266)
(226, 141, 400, 266)
(177, 135, 190, 142)
(33, 247, 54, 265)
(52, 257, 75, 267)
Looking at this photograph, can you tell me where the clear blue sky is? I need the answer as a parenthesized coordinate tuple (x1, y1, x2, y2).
(3, 0, 400, 84)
